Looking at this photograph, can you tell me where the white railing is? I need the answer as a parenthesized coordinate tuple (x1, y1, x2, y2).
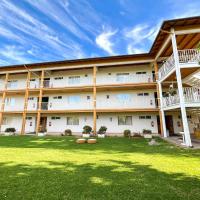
(179, 49, 200, 64)
(158, 54, 175, 80)
(97, 74, 154, 85)
(159, 49, 200, 80)
(162, 87, 200, 108)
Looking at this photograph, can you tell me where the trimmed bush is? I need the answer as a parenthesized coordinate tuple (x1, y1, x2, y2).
(82, 125, 92, 134)
(143, 129, 152, 134)
(97, 126, 107, 134)
(123, 129, 131, 137)
(5, 128, 16, 133)
(64, 129, 72, 136)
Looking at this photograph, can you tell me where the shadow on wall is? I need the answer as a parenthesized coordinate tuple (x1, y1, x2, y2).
(0, 160, 200, 200)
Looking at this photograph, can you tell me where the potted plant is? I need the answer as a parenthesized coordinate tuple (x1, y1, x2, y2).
(123, 129, 131, 138)
(97, 126, 107, 138)
(4, 127, 16, 136)
(143, 129, 152, 139)
(82, 125, 92, 138)
(64, 129, 72, 136)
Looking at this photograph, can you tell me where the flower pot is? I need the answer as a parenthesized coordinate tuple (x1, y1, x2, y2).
(38, 132, 46, 137)
(87, 139, 97, 144)
(98, 134, 105, 138)
(82, 134, 90, 138)
(144, 134, 152, 139)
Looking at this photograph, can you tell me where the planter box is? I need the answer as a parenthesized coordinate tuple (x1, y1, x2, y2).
(98, 134, 105, 138)
(144, 134, 152, 139)
(38, 132, 46, 137)
(82, 134, 90, 138)
(4, 132, 14, 136)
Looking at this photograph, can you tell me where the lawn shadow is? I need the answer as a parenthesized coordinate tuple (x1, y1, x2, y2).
(0, 159, 199, 200)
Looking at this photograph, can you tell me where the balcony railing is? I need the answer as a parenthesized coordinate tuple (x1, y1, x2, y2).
(158, 49, 200, 81)
(97, 74, 154, 85)
(162, 87, 200, 109)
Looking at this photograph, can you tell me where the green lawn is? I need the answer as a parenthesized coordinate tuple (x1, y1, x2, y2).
(0, 136, 200, 200)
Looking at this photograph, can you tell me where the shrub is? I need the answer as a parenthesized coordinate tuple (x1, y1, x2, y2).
(133, 133, 143, 138)
(143, 129, 152, 134)
(64, 129, 72, 136)
(5, 128, 16, 133)
(123, 129, 131, 137)
(82, 125, 92, 134)
(97, 126, 107, 134)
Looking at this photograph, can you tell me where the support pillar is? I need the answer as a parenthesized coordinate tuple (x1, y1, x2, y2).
(154, 62, 167, 136)
(0, 73, 9, 132)
(21, 71, 31, 135)
(171, 28, 192, 147)
(93, 66, 97, 134)
(36, 70, 44, 135)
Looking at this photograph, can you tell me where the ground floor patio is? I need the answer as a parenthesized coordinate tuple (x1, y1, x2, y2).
(0, 136, 199, 200)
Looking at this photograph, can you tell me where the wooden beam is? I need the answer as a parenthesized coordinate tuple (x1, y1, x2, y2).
(0, 73, 9, 132)
(154, 62, 164, 136)
(93, 66, 97, 134)
(36, 70, 44, 135)
(21, 71, 31, 135)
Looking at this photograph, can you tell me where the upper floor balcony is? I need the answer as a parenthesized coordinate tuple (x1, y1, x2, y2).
(162, 87, 200, 110)
(158, 49, 200, 81)
(0, 72, 155, 92)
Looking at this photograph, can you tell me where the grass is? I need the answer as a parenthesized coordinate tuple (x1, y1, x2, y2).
(0, 136, 200, 200)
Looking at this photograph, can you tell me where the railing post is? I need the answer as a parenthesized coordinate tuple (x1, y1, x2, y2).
(171, 28, 192, 147)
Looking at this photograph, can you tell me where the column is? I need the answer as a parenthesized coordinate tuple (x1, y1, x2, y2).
(93, 66, 97, 134)
(0, 73, 9, 132)
(21, 71, 31, 135)
(171, 28, 192, 147)
(154, 62, 167, 137)
(36, 70, 44, 135)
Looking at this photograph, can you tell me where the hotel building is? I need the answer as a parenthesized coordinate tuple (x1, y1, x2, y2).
(0, 16, 199, 147)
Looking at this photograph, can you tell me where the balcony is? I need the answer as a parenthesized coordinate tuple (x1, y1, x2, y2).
(158, 49, 200, 81)
(162, 87, 200, 109)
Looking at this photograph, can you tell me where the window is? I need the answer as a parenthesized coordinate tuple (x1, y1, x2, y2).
(116, 73, 129, 82)
(26, 117, 32, 120)
(66, 117, 79, 125)
(51, 117, 61, 120)
(108, 73, 111, 75)
(87, 96, 90, 100)
(117, 94, 131, 103)
(53, 96, 62, 99)
(139, 116, 145, 119)
(28, 97, 34, 100)
(7, 80, 18, 88)
(139, 116, 151, 119)
(106, 95, 110, 99)
(85, 74, 88, 77)
(137, 93, 149, 96)
(54, 77, 63, 80)
(68, 96, 81, 104)
(136, 72, 147, 75)
(68, 76, 80, 84)
(30, 79, 36, 82)
(6, 98, 15, 106)
(118, 116, 132, 125)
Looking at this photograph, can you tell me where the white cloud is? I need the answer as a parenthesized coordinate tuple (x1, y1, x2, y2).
(96, 28, 118, 55)
(127, 45, 146, 54)
(0, 45, 31, 64)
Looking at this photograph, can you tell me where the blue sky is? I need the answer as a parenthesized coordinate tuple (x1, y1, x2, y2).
(0, 0, 199, 66)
